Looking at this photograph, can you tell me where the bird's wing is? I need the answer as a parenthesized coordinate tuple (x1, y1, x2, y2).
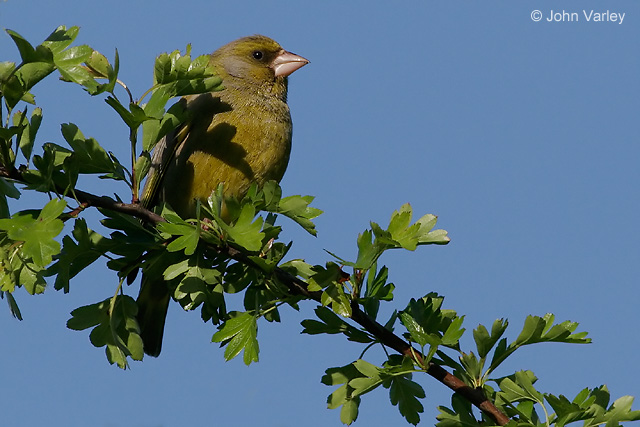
(140, 122, 191, 209)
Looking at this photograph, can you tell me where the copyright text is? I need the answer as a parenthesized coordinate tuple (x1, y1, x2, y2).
(531, 10, 626, 24)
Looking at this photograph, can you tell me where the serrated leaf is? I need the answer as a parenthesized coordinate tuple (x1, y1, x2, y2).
(49, 219, 106, 292)
(0, 199, 66, 266)
(497, 371, 543, 405)
(473, 318, 508, 359)
(67, 298, 109, 330)
(489, 315, 589, 374)
(41, 26, 79, 55)
(354, 229, 376, 269)
(387, 203, 419, 250)
(441, 315, 465, 347)
(321, 283, 352, 317)
(61, 123, 116, 174)
(211, 311, 259, 365)
(301, 306, 373, 343)
(459, 352, 483, 385)
(166, 227, 199, 255)
(6, 29, 38, 62)
(353, 359, 382, 379)
(223, 204, 264, 251)
(340, 398, 360, 425)
(276, 194, 322, 236)
(141, 100, 187, 152)
(322, 363, 363, 387)
(18, 107, 42, 162)
(0, 178, 21, 200)
(385, 374, 425, 425)
(400, 310, 434, 348)
(436, 394, 479, 427)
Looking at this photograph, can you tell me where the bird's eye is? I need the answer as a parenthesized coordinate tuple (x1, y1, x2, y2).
(252, 50, 264, 60)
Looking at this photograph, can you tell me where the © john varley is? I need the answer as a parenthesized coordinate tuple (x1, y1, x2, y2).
(546, 10, 626, 24)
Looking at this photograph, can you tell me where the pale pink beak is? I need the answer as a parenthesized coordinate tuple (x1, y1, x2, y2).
(271, 50, 309, 77)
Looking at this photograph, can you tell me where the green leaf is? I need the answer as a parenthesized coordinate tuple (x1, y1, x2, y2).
(47, 219, 108, 292)
(441, 315, 465, 347)
(19, 261, 46, 295)
(6, 29, 39, 62)
(67, 299, 108, 331)
(340, 398, 360, 425)
(399, 294, 462, 354)
(546, 393, 590, 426)
(69, 295, 142, 369)
(54, 45, 97, 91)
(105, 97, 152, 130)
(354, 229, 376, 269)
(473, 318, 508, 359)
(61, 123, 117, 174)
(224, 204, 264, 251)
(436, 394, 480, 427)
(400, 310, 436, 348)
(0, 198, 66, 266)
(489, 314, 590, 374)
(301, 306, 373, 343)
(322, 363, 363, 387)
(276, 194, 322, 236)
(211, 311, 259, 365)
(415, 214, 450, 245)
(387, 203, 420, 250)
(166, 226, 200, 256)
(222, 261, 255, 294)
(383, 367, 426, 426)
(545, 386, 640, 427)
(145, 49, 222, 119)
(141, 100, 187, 152)
(322, 363, 368, 424)
(361, 265, 395, 318)
(83, 49, 118, 95)
(306, 262, 342, 290)
(18, 107, 42, 162)
(41, 26, 80, 55)
(166, 253, 224, 314)
(9, 62, 56, 107)
(321, 282, 352, 317)
(364, 265, 394, 300)
(591, 394, 640, 426)
(459, 352, 483, 386)
(496, 370, 543, 405)
(0, 61, 16, 81)
(0, 178, 21, 200)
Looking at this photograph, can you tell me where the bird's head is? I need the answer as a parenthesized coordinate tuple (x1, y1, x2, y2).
(210, 35, 308, 99)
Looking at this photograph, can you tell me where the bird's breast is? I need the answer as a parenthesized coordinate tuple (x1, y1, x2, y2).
(160, 92, 293, 218)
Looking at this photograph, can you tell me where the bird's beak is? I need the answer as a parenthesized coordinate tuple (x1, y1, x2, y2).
(271, 50, 309, 77)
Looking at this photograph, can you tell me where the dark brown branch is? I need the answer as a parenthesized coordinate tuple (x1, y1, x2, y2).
(218, 244, 510, 425)
(73, 187, 165, 224)
(0, 166, 165, 224)
(0, 164, 509, 425)
(349, 303, 511, 425)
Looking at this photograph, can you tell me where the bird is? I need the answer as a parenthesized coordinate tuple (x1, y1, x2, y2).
(136, 35, 308, 357)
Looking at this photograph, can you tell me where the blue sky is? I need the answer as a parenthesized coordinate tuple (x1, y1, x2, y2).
(1, 1, 639, 426)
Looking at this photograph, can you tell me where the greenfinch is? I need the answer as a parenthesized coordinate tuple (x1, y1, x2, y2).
(136, 35, 308, 357)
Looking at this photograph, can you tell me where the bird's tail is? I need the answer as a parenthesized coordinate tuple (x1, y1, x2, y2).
(136, 276, 171, 357)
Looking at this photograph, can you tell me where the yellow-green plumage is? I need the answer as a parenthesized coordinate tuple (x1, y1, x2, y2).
(136, 35, 308, 356)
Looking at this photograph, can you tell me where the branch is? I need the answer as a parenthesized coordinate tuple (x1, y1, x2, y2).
(0, 166, 165, 224)
(0, 164, 510, 424)
(216, 243, 510, 425)
(349, 303, 510, 425)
